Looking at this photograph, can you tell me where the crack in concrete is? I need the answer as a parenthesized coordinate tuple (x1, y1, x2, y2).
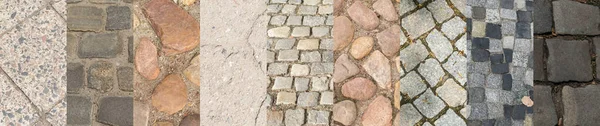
(0, 66, 47, 123)
(253, 95, 268, 126)
(242, 7, 268, 75)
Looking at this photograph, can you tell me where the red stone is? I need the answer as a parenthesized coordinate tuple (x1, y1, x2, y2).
(180, 114, 200, 126)
(373, 0, 399, 21)
(333, 16, 355, 50)
(151, 74, 188, 115)
(342, 77, 377, 100)
(362, 96, 393, 126)
(376, 25, 402, 57)
(348, 1, 380, 30)
(135, 37, 160, 80)
(333, 54, 360, 83)
(144, 0, 199, 55)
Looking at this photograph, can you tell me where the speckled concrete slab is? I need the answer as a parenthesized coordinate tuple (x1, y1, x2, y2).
(0, 5, 66, 125)
(0, 0, 46, 34)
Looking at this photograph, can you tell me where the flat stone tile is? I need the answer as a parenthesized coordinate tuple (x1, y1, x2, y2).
(0, 0, 45, 33)
(562, 85, 600, 125)
(533, 85, 557, 126)
(0, 73, 40, 125)
(45, 98, 67, 125)
(546, 38, 592, 82)
(552, 0, 600, 35)
(0, 7, 66, 112)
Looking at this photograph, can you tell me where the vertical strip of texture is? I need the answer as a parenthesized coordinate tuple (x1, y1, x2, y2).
(466, 0, 534, 125)
(133, 0, 200, 125)
(1, 0, 67, 125)
(266, 0, 334, 125)
(533, 0, 600, 125)
(66, 0, 134, 125)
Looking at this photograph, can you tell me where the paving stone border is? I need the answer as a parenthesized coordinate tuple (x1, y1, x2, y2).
(132, 0, 200, 125)
(66, 0, 134, 125)
(0, 0, 67, 125)
(466, 0, 535, 125)
(533, 0, 600, 125)
(266, 0, 335, 125)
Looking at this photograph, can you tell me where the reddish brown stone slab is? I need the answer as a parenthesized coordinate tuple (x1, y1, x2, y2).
(333, 16, 355, 50)
(342, 77, 377, 101)
(151, 74, 188, 115)
(144, 0, 199, 55)
(135, 37, 160, 80)
(376, 25, 402, 57)
(347, 1, 380, 30)
(362, 96, 393, 126)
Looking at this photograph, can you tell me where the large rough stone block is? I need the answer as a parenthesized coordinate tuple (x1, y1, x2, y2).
(552, 0, 600, 35)
(533, 0, 552, 33)
(106, 6, 132, 30)
(97, 97, 133, 125)
(562, 85, 600, 126)
(546, 38, 592, 82)
(533, 38, 545, 81)
(67, 63, 84, 93)
(144, 0, 200, 55)
(67, 6, 104, 31)
(533, 85, 557, 126)
(78, 33, 120, 58)
(67, 96, 92, 125)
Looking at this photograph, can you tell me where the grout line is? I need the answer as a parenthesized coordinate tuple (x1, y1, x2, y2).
(49, 1, 67, 22)
(0, 0, 51, 38)
(0, 66, 46, 121)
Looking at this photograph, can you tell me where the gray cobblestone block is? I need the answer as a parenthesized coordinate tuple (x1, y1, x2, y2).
(312, 27, 329, 37)
(468, 0, 486, 7)
(546, 38, 592, 82)
(469, 87, 486, 103)
(501, 0, 514, 9)
(472, 37, 490, 49)
(267, 51, 275, 63)
(491, 63, 509, 74)
(534, 39, 544, 80)
(277, 50, 299, 61)
(297, 39, 320, 50)
(485, 0, 500, 9)
(298, 92, 319, 107)
(515, 22, 531, 39)
(276, 92, 296, 105)
(298, 6, 318, 15)
(486, 23, 502, 39)
(472, 49, 490, 62)
(271, 0, 287, 4)
(294, 77, 310, 91)
(89, 0, 118, 3)
(67, 63, 84, 93)
(301, 51, 321, 62)
(268, 63, 288, 75)
(290, 64, 310, 76)
(289, 0, 302, 4)
(282, 4, 297, 14)
(285, 109, 305, 126)
(534, 85, 558, 126)
(487, 103, 503, 119)
(273, 77, 294, 90)
(321, 51, 333, 62)
(490, 54, 504, 64)
(502, 20, 516, 36)
(97, 97, 133, 125)
(311, 76, 328, 91)
(270, 15, 287, 26)
(552, 0, 600, 35)
(275, 39, 296, 50)
(533, 0, 552, 33)
(489, 39, 503, 53)
(117, 67, 133, 91)
(472, 7, 486, 20)
(88, 61, 114, 92)
(67, 6, 104, 31)
(318, 5, 333, 14)
(469, 103, 488, 119)
(320, 91, 334, 105)
(517, 11, 532, 23)
(310, 63, 333, 75)
(267, 5, 283, 14)
(486, 8, 501, 23)
(287, 16, 303, 26)
(79, 33, 120, 58)
(319, 39, 333, 50)
(500, 9, 516, 20)
(326, 15, 333, 25)
(503, 36, 514, 49)
(504, 49, 513, 63)
(468, 73, 486, 88)
(267, 110, 284, 125)
(292, 27, 311, 37)
(486, 73, 502, 89)
(304, 0, 320, 5)
(106, 6, 131, 30)
(303, 16, 325, 26)
(502, 74, 512, 91)
(67, 96, 92, 125)
(307, 110, 330, 125)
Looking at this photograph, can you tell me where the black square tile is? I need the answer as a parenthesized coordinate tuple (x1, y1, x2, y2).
(501, 0, 514, 9)
(472, 49, 490, 62)
(472, 38, 490, 49)
(492, 63, 509, 74)
(502, 74, 513, 91)
(490, 54, 504, 64)
(473, 7, 486, 20)
(486, 23, 502, 39)
(517, 11, 532, 23)
(512, 105, 526, 120)
(516, 22, 531, 39)
(504, 49, 513, 63)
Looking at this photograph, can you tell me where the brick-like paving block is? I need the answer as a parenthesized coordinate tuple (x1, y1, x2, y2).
(67, 63, 85, 93)
(533, 85, 557, 126)
(106, 6, 132, 30)
(552, 0, 600, 35)
(562, 85, 600, 125)
(97, 97, 133, 125)
(67, 6, 104, 31)
(78, 33, 120, 58)
(533, 0, 552, 33)
(546, 38, 592, 82)
(67, 96, 92, 125)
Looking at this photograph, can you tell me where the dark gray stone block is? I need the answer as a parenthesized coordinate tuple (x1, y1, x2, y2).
(67, 63, 84, 93)
(562, 85, 600, 126)
(534, 38, 545, 81)
(486, 23, 502, 39)
(546, 38, 592, 82)
(67, 96, 91, 125)
(97, 97, 133, 126)
(533, 0, 553, 33)
(78, 33, 120, 58)
(472, 49, 490, 62)
(553, 0, 600, 35)
(106, 6, 132, 30)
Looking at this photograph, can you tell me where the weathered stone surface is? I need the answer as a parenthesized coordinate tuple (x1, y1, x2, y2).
(117, 67, 133, 91)
(342, 77, 377, 100)
(595, 37, 600, 80)
(307, 110, 330, 125)
(400, 72, 427, 98)
(533, 0, 552, 33)
(79, 33, 120, 58)
(363, 51, 391, 88)
(151, 74, 188, 115)
(347, 1, 379, 30)
(437, 79, 467, 107)
(427, 0, 454, 21)
(67, 96, 91, 125)
(534, 38, 545, 81)
(399, 41, 428, 70)
(376, 25, 403, 56)
(444, 52, 467, 85)
(552, 0, 600, 35)
(333, 100, 356, 125)
(97, 97, 133, 126)
(418, 59, 445, 86)
(320, 91, 334, 105)
(362, 96, 393, 126)
(276, 92, 297, 105)
(144, 0, 200, 54)
(267, 110, 284, 126)
(546, 38, 592, 82)
(268, 26, 291, 38)
(402, 9, 435, 39)
(373, 0, 398, 21)
(297, 39, 320, 50)
(350, 36, 374, 59)
(434, 110, 466, 126)
(285, 109, 305, 126)
(298, 92, 319, 107)
(272, 77, 293, 90)
(184, 55, 200, 86)
(67, 63, 84, 93)
(414, 89, 445, 118)
(562, 85, 600, 126)
(426, 29, 453, 59)
(442, 17, 466, 39)
(135, 37, 160, 80)
(67, 6, 103, 31)
(88, 61, 114, 92)
(399, 104, 422, 126)
(133, 102, 149, 126)
(311, 76, 329, 91)
(333, 16, 355, 50)
(333, 54, 360, 83)
(290, 64, 310, 76)
(180, 114, 200, 126)
(106, 6, 132, 30)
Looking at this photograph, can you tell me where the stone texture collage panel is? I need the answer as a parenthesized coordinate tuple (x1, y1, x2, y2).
(66, 0, 134, 125)
(533, 0, 600, 125)
(0, 0, 67, 125)
(266, 0, 334, 125)
(466, 0, 535, 125)
(132, 0, 200, 125)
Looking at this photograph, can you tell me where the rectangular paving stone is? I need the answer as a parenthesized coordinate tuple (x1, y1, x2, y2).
(106, 6, 132, 30)
(117, 67, 133, 91)
(67, 6, 104, 31)
(562, 85, 600, 126)
(533, 0, 552, 33)
(297, 92, 319, 107)
(533, 38, 544, 81)
(546, 38, 592, 82)
(552, 0, 600, 35)
(67, 96, 92, 125)
(294, 77, 310, 91)
(276, 92, 297, 105)
(277, 50, 300, 61)
(67, 63, 84, 93)
(78, 32, 120, 58)
(273, 77, 293, 90)
(533, 85, 557, 126)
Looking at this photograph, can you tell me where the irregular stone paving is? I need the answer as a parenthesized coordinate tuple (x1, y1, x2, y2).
(66, 0, 134, 125)
(266, 0, 334, 125)
(0, 0, 66, 125)
(333, 0, 468, 125)
(533, 0, 600, 125)
(133, 0, 200, 125)
(466, 0, 535, 125)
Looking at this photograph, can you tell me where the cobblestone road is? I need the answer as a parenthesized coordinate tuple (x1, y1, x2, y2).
(0, 0, 66, 125)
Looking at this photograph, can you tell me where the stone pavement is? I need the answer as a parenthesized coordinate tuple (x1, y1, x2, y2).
(66, 0, 134, 125)
(0, 0, 67, 125)
(466, 0, 535, 125)
(533, 0, 600, 125)
(133, 0, 200, 125)
(266, 0, 335, 125)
